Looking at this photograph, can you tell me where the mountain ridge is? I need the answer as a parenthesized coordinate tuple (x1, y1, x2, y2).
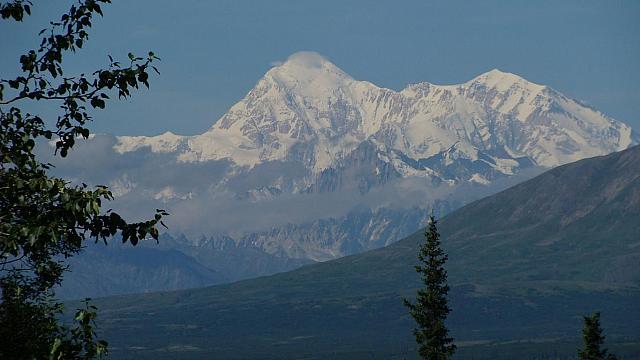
(114, 52, 636, 177)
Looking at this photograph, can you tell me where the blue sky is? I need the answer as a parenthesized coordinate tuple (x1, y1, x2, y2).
(2, 0, 639, 135)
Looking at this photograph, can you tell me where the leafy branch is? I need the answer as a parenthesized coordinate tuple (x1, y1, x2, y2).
(0, 1, 169, 358)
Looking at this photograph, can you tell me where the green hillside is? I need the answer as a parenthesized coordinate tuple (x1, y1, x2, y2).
(86, 146, 640, 359)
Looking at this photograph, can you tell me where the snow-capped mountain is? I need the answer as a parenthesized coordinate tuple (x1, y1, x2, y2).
(49, 52, 637, 294)
(114, 52, 635, 188)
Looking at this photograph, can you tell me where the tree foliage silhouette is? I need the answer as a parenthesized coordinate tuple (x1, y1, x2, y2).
(578, 312, 617, 360)
(0, 1, 167, 358)
(404, 215, 456, 360)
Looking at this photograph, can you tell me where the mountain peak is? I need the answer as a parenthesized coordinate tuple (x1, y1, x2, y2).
(116, 55, 635, 173)
(265, 52, 353, 89)
(485, 68, 512, 76)
(470, 68, 545, 92)
(279, 51, 334, 69)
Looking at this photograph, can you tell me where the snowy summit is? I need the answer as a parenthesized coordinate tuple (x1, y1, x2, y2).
(115, 51, 637, 179)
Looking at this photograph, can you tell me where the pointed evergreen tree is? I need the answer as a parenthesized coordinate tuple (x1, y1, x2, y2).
(404, 215, 456, 360)
(578, 312, 617, 360)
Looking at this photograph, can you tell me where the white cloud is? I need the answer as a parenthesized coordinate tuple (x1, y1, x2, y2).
(270, 51, 329, 68)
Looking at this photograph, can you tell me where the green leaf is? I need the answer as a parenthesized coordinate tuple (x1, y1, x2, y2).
(50, 338, 62, 356)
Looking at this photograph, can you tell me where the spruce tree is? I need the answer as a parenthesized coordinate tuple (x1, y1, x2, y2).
(404, 215, 456, 360)
(578, 312, 617, 360)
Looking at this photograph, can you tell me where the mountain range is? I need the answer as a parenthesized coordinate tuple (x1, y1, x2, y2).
(83, 145, 640, 359)
(116, 52, 634, 173)
(50, 51, 637, 298)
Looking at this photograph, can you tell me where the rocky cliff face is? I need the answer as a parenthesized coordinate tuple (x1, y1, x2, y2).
(225, 206, 433, 262)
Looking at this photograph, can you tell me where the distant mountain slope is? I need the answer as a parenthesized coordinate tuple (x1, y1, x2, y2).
(89, 146, 640, 359)
(59, 243, 227, 299)
(442, 143, 640, 288)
